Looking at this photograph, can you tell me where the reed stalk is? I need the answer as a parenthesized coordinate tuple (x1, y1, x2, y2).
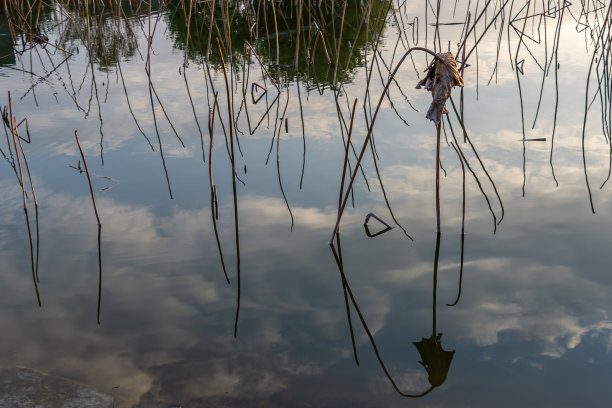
(74, 130, 101, 226)
(330, 47, 441, 244)
(8, 91, 41, 306)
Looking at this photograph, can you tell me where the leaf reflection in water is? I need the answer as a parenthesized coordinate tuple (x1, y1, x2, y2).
(329, 231, 455, 398)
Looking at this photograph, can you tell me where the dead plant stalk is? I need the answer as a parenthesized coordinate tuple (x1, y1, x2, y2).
(74, 130, 101, 226)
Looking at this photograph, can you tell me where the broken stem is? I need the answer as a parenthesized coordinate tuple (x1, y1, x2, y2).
(74, 130, 101, 226)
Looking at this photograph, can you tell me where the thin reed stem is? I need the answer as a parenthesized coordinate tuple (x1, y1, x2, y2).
(436, 121, 441, 233)
(74, 130, 101, 226)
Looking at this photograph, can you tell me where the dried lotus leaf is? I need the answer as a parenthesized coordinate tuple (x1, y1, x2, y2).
(416, 52, 463, 125)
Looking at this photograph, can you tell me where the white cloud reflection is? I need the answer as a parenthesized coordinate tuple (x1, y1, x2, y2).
(2, 140, 612, 404)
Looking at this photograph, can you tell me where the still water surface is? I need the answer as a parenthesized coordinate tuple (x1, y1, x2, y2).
(1, 1, 612, 406)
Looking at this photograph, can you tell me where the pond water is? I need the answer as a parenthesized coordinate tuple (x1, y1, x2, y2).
(1, 1, 612, 406)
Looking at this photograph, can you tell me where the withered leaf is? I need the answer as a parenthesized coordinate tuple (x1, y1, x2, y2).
(416, 52, 464, 125)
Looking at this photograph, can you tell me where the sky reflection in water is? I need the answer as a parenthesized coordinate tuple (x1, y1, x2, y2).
(1, 1, 612, 406)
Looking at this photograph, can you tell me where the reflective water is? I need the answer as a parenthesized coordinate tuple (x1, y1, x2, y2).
(1, 1, 612, 406)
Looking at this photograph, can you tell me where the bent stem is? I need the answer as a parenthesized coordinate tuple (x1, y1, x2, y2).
(74, 131, 101, 226)
(329, 47, 442, 244)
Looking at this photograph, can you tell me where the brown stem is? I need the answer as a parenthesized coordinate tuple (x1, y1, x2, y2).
(329, 47, 442, 244)
(74, 130, 101, 226)
(436, 122, 441, 233)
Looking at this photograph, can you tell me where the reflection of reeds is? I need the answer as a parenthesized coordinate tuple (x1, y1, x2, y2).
(296, 79, 307, 189)
(512, 2, 530, 198)
(448, 97, 504, 232)
(363, 212, 393, 237)
(217, 37, 236, 182)
(6, 91, 41, 307)
(74, 130, 101, 225)
(368, 142, 413, 240)
(446, 233, 465, 307)
(146, 1, 174, 199)
(446, 141, 466, 307)
(6, 0, 612, 318)
(208, 92, 230, 285)
(117, 59, 154, 151)
(310, 29, 331, 65)
(206, 0, 216, 63)
(329, 233, 436, 398)
(182, 65, 205, 160)
(269, 0, 280, 66)
(331, 47, 440, 243)
(74, 130, 103, 324)
(245, 41, 280, 91)
(14, 117, 40, 284)
(548, 1, 568, 187)
(83, 1, 105, 165)
(275, 78, 295, 230)
(331, 0, 348, 88)
(582, 0, 612, 212)
(216, 37, 242, 338)
(96, 223, 102, 325)
(330, 97, 358, 244)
